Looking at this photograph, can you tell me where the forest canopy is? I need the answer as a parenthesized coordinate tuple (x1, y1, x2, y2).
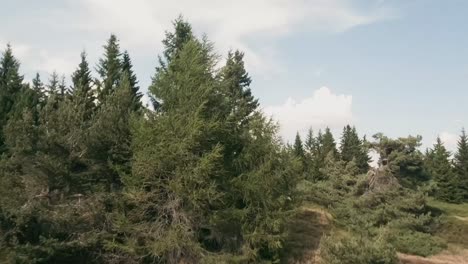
(0, 17, 467, 264)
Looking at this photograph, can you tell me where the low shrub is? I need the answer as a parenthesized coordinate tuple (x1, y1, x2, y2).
(320, 233, 397, 264)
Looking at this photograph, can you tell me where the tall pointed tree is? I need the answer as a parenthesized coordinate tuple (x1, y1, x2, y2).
(428, 137, 461, 202)
(305, 128, 316, 154)
(340, 125, 370, 173)
(322, 127, 338, 158)
(454, 129, 468, 200)
(71, 51, 95, 119)
(88, 72, 135, 190)
(97, 34, 122, 102)
(47, 71, 59, 96)
(151, 16, 194, 110)
(132, 37, 223, 262)
(128, 21, 300, 262)
(121, 50, 142, 110)
(0, 44, 24, 153)
(58, 74, 68, 100)
(162, 15, 194, 63)
(294, 132, 305, 158)
(31, 72, 45, 105)
(340, 125, 356, 162)
(220, 50, 258, 126)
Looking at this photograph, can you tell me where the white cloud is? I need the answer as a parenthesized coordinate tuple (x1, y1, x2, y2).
(438, 132, 459, 152)
(263, 86, 353, 141)
(0, 39, 77, 80)
(54, 0, 394, 75)
(1, 0, 395, 85)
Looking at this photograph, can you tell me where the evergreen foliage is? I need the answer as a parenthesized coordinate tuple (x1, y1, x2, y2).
(454, 129, 468, 200)
(47, 71, 60, 95)
(293, 132, 305, 158)
(97, 34, 122, 102)
(322, 127, 338, 159)
(0, 17, 464, 264)
(340, 125, 370, 174)
(71, 51, 95, 120)
(0, 45, 24, 153)
(371, 133, 428, 188)
(425, 137, 462, 202)
(121, 50, 142, 110)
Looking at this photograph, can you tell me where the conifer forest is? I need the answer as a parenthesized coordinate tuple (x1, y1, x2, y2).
(1, 17, 468, 264)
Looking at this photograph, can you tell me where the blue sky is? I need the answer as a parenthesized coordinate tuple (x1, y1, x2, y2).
(1, 0, 467, 151)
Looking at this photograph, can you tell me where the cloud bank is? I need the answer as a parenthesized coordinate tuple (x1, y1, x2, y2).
(264, 87, 353, 141)
(438, 132, 459, 153)
(1, 0, 394, 78)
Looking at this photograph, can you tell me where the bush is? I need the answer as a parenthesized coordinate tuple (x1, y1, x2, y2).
(320, 233, 397, 264)
(384, 230, 446, 257)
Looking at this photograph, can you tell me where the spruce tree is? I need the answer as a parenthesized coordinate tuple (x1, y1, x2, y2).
(294, 132, 305, 158)
(220, 50, 258, 126)
(88, 72, 136, 189)
(128, 24, 299, 262)
(121, 50, 142, 110)
(71, 51, 95, 119)
(340, 125, 370, 174)
(47, 71, 59, 95)
(162, 16, 194, 63)
(58, 75, 68, 100)
(31, 72, 45, 105)
(151, 16, 194, 110)
(97, 34, 122, 102)
(356, 134, 371, 173)
(454, 129, 468, 200)
(0, 44, 24, 153)
(303, 128, 320, 180)
(305, 128, 316, 154)
(340, 125, 353, 161)
(310, 129, 326, 180)
(428, 137, 462, 202)
(322, 127, 338, 158)
(131, 38, 224, 262)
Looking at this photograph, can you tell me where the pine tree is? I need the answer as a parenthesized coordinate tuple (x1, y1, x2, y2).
(305, 128, 316, 154)
(303, 128, 320, 180)
(47, 71, 59, 95)
(310, 129, 326, 180)
(322, 127, 338, 158)
(428, 137, 462, 202)
(371, 133, 427, 188)
(58, 74, 68, 100)
(31, 72, 45, 105)
(88, 72, 135, 189)
(127, 24, 299, 262)
(97, 34, 122, 102)
(340, 125, 370, 174)
(121, 50, 142, 111)
(357, 135, 371, 173)
(0, 44, 24, 153)
(454, 129, 468, 200)
(294, 132, 305, 158)
(151, 16, 194, 110)
(220, 50, 258, 126)
(131, 38, 224, 262)
(162, 15, 194, 63)
(71, 51, 95, 119)
(293, 132, 307, 178)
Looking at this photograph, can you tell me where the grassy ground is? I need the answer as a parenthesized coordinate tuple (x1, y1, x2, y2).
(428, 199, 468, 248)
(398, 199, 468, 264)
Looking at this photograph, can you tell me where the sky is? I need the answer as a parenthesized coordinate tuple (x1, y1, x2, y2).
(1, 0, 467, 152)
